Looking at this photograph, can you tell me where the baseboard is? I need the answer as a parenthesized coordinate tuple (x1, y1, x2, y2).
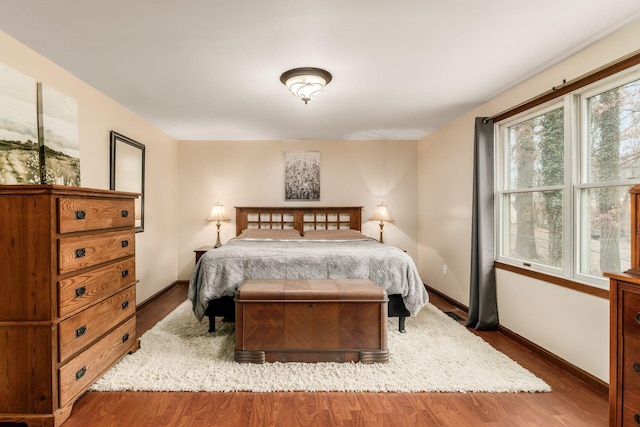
(424, 285, 608, 396)
(426, 285, 469, 312)
(137, 280, 188, 311)
(496, 325, 608, 395)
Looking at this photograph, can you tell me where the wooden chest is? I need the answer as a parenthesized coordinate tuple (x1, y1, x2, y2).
(235, 279, 389, 364)
(0, 185, 139, 427)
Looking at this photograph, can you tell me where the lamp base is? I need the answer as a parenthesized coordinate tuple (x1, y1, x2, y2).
(378, 222, 384, 244)
(214, 223, 222, 248)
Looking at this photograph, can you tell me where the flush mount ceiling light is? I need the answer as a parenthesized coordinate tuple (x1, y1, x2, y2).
(280, 67, 332, 104)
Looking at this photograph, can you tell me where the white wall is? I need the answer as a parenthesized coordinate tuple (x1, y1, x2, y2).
(176, 140, 418, 279)
(417, 18, 640, 381)
(0, 30, 179, 304)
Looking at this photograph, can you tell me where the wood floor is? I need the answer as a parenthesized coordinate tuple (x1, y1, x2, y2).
(52, 283, 608, 426)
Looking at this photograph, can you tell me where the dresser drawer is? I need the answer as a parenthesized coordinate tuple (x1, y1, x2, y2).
(58, 230, 135, 275)
(624, 335, 640, 393)
(58, 197, 135, 234)
(622, 288, 640, 338)
(58, 286, 135, 363)
(622, 390, 640, 426)
(58, 257, 136, 317)
(58, 316, 136, 408)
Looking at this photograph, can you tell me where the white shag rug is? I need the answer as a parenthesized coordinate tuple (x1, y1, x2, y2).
(91, 301, 551, 393)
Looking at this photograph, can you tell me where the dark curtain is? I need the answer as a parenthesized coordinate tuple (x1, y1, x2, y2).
(466, 117, 498, 330)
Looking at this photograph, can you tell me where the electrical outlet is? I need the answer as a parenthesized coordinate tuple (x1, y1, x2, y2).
(443, 264, 448, 275)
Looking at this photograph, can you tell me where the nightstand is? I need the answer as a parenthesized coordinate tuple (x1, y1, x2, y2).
(195, 246, 214, 263)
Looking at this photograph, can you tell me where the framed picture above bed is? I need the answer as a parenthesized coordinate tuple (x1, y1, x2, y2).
(284, 151, 320, 201)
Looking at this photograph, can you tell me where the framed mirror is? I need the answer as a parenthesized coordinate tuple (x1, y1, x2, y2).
(110, 131, 145, 232)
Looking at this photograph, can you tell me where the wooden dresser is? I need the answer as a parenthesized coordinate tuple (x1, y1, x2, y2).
(608, 272, 640, 426)
(607, 184, 640, 426)
(0, 185, 140, 427)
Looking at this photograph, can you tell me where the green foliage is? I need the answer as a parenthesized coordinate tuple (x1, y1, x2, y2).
(591, 88, 622, 273)
(540, 109, 564, 267)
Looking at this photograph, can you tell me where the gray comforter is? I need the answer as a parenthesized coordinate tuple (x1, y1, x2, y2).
(188, 238, 428, 321)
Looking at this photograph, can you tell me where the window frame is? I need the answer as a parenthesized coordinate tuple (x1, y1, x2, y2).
(496, 100, 569, 279)
(495, 65, 640, 289)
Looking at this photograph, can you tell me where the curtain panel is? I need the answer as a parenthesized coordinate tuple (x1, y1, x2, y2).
(466, 117, 498, 330)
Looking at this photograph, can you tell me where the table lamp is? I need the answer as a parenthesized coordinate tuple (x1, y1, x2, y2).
(370, 202, 393, 243)
(207, 202, 230, 248)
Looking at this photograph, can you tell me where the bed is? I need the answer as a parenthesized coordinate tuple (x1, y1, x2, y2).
(188, 206, 428, 332)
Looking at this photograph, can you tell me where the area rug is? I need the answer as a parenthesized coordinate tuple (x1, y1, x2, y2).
(91, 301, 551, 393)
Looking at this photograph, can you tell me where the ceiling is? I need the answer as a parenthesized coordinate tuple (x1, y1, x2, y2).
(1, 1, 640, 141)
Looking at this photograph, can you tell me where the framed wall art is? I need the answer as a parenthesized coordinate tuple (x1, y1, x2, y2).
(110, 131, 145, 232)
(284, 151, 320, 201)
(0, 61, 39, 185)
(37, 83, 81, 186)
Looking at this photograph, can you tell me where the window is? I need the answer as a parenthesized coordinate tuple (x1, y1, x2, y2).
(497, 67, 640, 287)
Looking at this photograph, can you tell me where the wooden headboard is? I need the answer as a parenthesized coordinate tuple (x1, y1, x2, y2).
(235, 206, 363, 236)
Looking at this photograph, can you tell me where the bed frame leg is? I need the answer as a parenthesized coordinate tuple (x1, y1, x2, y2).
(208, 316, 216, 333)
(398, 316, 406, 333)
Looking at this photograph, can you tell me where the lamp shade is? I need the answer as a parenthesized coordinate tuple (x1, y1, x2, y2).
(207, 203, 230, 222)
(280, 67, 332, 104)
(370, 203, 393, 222)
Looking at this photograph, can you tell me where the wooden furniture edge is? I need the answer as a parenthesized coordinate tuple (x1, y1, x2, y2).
(424, 284, 609, 396)
(605, 272, 640, 424)
(0, 184, 140, 198)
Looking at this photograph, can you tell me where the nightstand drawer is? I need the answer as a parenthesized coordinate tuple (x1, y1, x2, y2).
(58, 230, 135, 275)
(58, 257, 136, 317)
(58, 285, 135, 363)
(58, 197, 135, 234)
(59, 316, 136, 408)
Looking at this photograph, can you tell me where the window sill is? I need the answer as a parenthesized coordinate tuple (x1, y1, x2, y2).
(494, 261, 609, 299)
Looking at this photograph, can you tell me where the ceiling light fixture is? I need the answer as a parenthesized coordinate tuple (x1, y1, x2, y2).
(280, 67, 332, 104)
